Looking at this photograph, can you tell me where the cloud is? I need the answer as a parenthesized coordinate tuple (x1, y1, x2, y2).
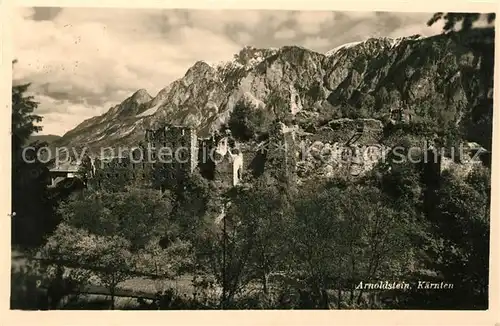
(292, 11, 335, 34)
(14, 8, 449, 136)
(32, 7, 63, 21)
(274, 28, 297, 39)
(30, 94, 116, 137)
(264, 11, 294, 29)
(13, 7, 241, 135)
(172, 26, 240, 62)
(234, 31, 253, 45)
(388, 22, 444, 39)
(337, 11, 378, 20)
(302, 36, 330, 51)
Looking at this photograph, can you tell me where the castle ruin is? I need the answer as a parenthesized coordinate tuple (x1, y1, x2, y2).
(89, 124, 246, 191)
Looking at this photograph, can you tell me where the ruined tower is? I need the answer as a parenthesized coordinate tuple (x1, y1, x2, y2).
(146, 124, 198, 175)
(264, 121, 298, 183)
(201, 131, 244, 189)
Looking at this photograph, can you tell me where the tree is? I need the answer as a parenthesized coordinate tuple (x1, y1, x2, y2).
(190, 192, 260, 308)
(11, 62, 56, 247)
(289, 182, 415, 309)
(135, 238, 192, 293)
(170, 172, 218, 241)
(233, 46, 276, 67)
(234, 46, 258, 66)
(58, 187, 174, 250)
(187, 178, 293, 309)
(427, 12, 495, 32)
(42, 223, 134, 310)
(11, 74, 43, 153)
(427, 11, 494, 152)
(42, 186, 184, 309)
(225, 182, 291, 307)
(422, 167, 490, 309)
(228, 99, 272, 141)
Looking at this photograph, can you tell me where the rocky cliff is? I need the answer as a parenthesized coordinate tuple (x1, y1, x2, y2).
(54, 27, 494, 179)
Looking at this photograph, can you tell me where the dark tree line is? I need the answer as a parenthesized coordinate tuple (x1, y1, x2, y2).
(11, 60, 59, 248)
(427, 12, 495, 32)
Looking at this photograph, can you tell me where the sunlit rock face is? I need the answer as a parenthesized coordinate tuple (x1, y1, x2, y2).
(293, 118, 388, 179)
(55, 28, 494, 181)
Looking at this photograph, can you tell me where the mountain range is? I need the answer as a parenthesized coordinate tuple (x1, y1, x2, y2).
(52, 27, 494, 170)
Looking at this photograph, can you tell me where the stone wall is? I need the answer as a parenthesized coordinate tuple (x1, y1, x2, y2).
(90, 124, 198, 190)
(91, 155, 154, 189)
(146, 124, 198, 174)
(198, 137, 217, 180)
(439, 144, 489, 178)
(307, 118, 383, 144)
(200, 132, 244, 189)
(89, 116, 428, 189)
(294, 118, 385, 179)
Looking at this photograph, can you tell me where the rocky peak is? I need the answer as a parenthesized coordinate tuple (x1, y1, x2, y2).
(131, 89, 153, 104)
(147, 84, 175, 108)
(183, 61, 218, 85)
(189, 60, 213, 72)
(113, 89, 153, 118)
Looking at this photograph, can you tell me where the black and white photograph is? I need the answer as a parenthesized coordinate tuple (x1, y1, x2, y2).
(9, 5, 495, 311)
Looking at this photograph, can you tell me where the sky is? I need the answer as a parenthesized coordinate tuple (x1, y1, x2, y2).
(13, 7, 451, 136)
